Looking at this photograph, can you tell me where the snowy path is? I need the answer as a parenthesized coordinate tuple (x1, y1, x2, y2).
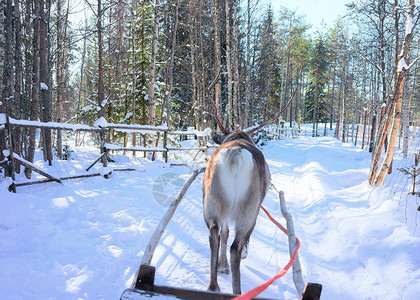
(1, 137, 419, 299)
(264, 138, 420, 299)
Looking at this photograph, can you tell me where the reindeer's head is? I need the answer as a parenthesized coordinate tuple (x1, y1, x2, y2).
(212, 131, 255, 145)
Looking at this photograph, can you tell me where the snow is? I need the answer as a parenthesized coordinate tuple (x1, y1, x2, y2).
(94, 119, 168, 132)
(8, 117, 97, 131)
(123, 112, 133, 123)
(406, 16, 414, 36)
(1, 135, 420, 299)
(94, 117, 108, 128)
(40, 82, 49, 90)
(398, 57, 408, 72)
(82, 105, 94, 112)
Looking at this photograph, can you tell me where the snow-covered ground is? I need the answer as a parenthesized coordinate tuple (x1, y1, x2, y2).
(1, 135, 419, 299)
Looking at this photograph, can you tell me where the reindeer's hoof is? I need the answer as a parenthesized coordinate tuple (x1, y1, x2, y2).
(207, 282, 221, 292)
(217, 262, 230, 274)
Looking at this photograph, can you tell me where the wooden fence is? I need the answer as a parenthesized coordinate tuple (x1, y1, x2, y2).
(0, 114, 214, 192)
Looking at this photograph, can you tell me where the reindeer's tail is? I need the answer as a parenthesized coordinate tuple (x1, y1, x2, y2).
(226, 147, 253, 176)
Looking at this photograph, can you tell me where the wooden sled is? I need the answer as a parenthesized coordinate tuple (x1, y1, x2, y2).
(120, 169, 322, 300)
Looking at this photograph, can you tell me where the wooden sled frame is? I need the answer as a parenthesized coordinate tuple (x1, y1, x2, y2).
(120, 264, 322, 300)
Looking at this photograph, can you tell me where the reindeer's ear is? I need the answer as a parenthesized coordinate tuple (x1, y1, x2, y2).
(213, 134, 224, 145)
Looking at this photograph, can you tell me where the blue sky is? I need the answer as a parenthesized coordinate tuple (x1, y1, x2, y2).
(268, 0, 350, 30)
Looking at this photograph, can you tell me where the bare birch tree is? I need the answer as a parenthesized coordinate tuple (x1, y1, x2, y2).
(373, 0, 415, 186)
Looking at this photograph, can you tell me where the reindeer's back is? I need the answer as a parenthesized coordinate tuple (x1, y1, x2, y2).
(203, 140, 270, 225)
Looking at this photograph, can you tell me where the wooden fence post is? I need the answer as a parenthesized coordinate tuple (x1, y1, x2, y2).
(163, 130, 168, 163)
(101, 128, 108, 167)
(5, 115, 16, 192)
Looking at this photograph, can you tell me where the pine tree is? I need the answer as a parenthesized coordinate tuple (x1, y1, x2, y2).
(254, 5, 282, 123)
(305, 34, 329, 135)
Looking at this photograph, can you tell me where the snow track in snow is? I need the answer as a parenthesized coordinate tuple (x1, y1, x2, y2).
(1, 136, 419, 299)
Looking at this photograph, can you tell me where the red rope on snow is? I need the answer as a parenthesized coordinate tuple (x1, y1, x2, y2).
(232, 205, 300, 300)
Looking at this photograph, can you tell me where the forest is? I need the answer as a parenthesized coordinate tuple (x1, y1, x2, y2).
(0, 0, 419, 187)
(1, 1, 420, 299)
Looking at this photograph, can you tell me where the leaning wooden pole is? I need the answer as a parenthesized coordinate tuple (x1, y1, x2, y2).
(134, 167, 205, 287)
(279, 191, 305, 297)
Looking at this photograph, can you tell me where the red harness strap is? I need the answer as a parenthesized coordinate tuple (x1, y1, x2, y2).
(232, 205, 300, 300)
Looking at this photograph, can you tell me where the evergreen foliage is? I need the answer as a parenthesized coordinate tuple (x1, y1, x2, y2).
(304, 35, 329, 123)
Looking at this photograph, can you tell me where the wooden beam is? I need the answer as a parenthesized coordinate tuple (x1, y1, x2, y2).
(86, 152, 108, 171)
(105, 146, 167, 152)
(8, 118, 101, 132)
(301, 283, 322, 300)
(121, 287, 272, 300)
(13, 155, 62, 184)
(11, 168, 137, 190)
(135, 264, 155, 290)
(167, 147, 208, 151)
(129, 264, 272, 300)
(106, 124, 168, 132)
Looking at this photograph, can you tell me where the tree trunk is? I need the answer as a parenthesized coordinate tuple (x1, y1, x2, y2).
(97, 0, 107, 166)
(163, 0, 178, 128)
(1, 0, 14, 162)
(131, 0, 137, 155)
(213, 0, 222, 130)
(403, 65, 416, 158)
(312, 64, 319, 137)
(225, 0, 232, 130)
(244, 0, 251, 128)
(330, 67, 336, 130)
(284, 19, 292, 127)
(148, 0, 160, 127)
(77, 16, 88, 124)
(25, 0, 41, 179)
(324, 69, 331, 136)
(189, 0, 198, 130)
(40, 0, 52, 165)
(13, 0, 22, 172)
(361, 109, 367, 149)
(373, 0, 414, 186)
(379, 0, 387, 103)
(56, 0, 63, 159)
(232, 0, 239, 129)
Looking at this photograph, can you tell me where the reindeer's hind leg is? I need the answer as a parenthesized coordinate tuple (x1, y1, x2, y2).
(230, 224, 254, 295)
(218, 223, 230, 274)
(207, 222, 221, 292)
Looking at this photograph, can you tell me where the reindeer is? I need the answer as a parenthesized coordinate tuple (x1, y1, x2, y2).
(202, 71, 294, 294)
